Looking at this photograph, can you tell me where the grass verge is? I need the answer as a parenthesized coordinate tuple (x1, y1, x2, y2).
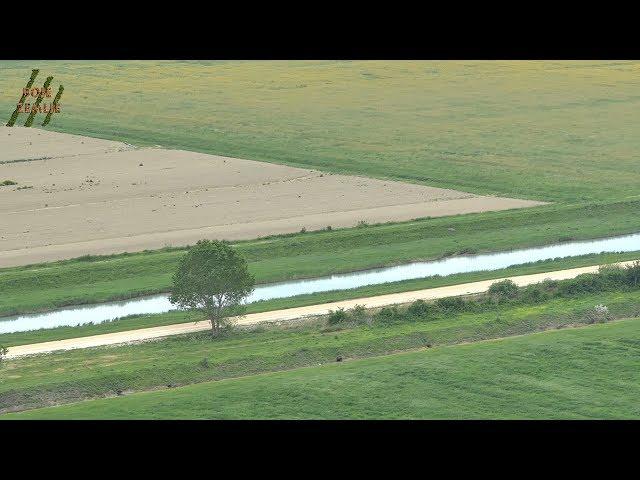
(1, 277, 639, 414)
(4, 317, 640, 419)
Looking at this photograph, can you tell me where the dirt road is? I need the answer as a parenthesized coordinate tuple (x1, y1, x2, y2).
(7, 261, 634, 359)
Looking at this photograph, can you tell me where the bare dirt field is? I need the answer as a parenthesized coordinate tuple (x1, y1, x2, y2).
(0, 127, 545, 267)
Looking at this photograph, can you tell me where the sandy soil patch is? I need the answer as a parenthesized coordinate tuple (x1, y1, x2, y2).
(0, 126, 130, 163)
(0, 127, 545, 267)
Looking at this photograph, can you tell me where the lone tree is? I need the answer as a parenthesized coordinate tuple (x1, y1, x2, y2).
(170, 240, 255, 336)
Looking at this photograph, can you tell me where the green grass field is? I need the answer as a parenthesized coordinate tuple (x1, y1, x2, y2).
(2, 282, 639, 414)
(2, 250, 639, 347)
(3, 61, 640, 203)
(1, 61, 640, 318)
(2, 61, 640, 420)
(7, 317, 639, 419)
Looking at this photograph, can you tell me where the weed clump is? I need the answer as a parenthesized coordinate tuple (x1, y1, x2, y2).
(407, 299, 432, 318)
(585, 304, 611, 324)
(327, 307, 348, 325)
(624, 261, 640, 287)
(488, 279, 519, 298)
(327, 305, 372, 326)
(434, 296, 466, 312)
(520, 283, 552, 303)
(349, 304, 369, 324)
(375, 306, 402, 323)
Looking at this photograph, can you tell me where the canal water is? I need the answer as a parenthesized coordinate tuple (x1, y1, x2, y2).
(1, 232, 639, 334)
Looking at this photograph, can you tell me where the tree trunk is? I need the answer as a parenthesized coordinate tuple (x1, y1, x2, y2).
(210, 317, 219, 337)
(209, 303, 222, 337)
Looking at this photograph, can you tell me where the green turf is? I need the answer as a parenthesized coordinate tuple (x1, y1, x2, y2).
(2, 250, 639, 347)
(2, 286, 639, 414)
(2, 61, 640, 317)
(6, 317, 639, 419)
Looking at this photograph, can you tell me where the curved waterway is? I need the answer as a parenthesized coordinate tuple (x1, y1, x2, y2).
(2, 232, 640, 334)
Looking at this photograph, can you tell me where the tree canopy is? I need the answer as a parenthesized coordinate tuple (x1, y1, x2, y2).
(170, 240, 255, 336)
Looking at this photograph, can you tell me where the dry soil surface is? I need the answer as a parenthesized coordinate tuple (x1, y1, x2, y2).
(7, 261, 634, 359)
(0, 127, 545, 267)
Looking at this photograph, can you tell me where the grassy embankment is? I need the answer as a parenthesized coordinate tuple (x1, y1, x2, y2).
(2, 250, 640, 347)
(1, 61, 639, 321)
(5, 317, 640, 419)
(2, 267, 639, 415)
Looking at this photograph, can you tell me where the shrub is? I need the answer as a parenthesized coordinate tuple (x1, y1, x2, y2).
(521, 284, 551, 303)
(541, 279, 560, 291)
(624, 261, 640, 287)
(1, 180, 18, 186)
(585, 304, 611, 324)
(599, 265, 626, 285)
(488, 279, 519, 298)
(327, 307, 348, 325)
(375, 306, 401, 322)
(349, 304, 369, 323)
(407, 299, 432, 317)
(559, 273, 610, 296)
(0, 346, 7, 364)
(356, 220, 369, 228)
(434, 296, 466, 312)
(477, 295, 499, 307)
